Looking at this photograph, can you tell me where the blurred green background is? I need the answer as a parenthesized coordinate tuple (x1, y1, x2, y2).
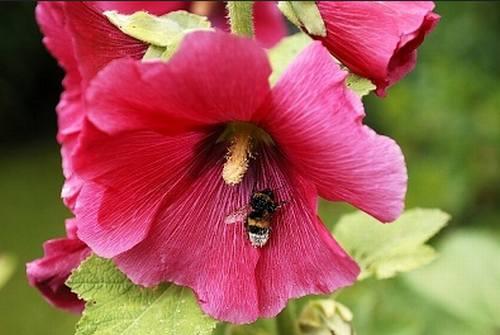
(0, 2, 498, 335)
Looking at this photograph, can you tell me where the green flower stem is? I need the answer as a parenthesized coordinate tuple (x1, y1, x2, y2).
(226, 1, 254, 37)
(276, 301, 302, 335)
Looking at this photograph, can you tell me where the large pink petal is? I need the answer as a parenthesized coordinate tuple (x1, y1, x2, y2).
(253, 1, 287, 48)
(114, 145, 358, 323)
(64, 2, 147, 83)
(261, 42, 407, 222)
(35, 2, 77, 89)
(316, 1, 439, 96)
(36, 3, 86, 207)
(254, 149, 359, 318)
(26, 219, 91, 314)
(73, 123, 211, 258)
(86, 31, 271, 135)
(35, 2, 84, 138)
(64, 218, 79, 239)
(114, 145, 261, 323)
(59, 132, 82, 209)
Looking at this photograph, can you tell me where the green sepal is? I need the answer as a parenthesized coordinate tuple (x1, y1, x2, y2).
(142, 45, 165, 60)
(267, 32, 375, 98)
(268, 32, 312, 86)
(104, 10, 211, 47)
(104, 10, 212, 62)
(278, 1, 326, 37)
(143, 35, 184, 62)
(67, 255, 217, 335)
(277, 1, 302, 27)
(334, 208, 450, 280)
(345, 73, 376, 97)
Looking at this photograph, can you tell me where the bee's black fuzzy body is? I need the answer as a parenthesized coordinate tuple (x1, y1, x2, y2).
(245, 189, 280, 247)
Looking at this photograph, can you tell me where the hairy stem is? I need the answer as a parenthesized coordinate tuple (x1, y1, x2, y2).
(226, 1, 254, 37)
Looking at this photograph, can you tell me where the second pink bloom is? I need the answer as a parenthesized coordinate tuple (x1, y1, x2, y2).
(314, 1, 440, 96)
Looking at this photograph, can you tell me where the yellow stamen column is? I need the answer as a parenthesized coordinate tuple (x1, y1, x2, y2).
(222, 131, 253, 186)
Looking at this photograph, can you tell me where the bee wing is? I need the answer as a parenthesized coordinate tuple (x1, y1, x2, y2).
(224, 206, 250, 225)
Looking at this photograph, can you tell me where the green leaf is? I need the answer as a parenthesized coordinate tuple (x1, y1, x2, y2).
(104, 10, 211, 61)
(345, 73, 376, 97)
(165, 11, 212, 31)
(224, 319, 276, 335)
(333, 208, 450, 280)
(298, 299, 355, 335)
(142, 44, 167, 60)
(404, 231, 500, 329)
(67, 256, 217, 335)
(337, 276, 489, 335)
(267, 32, 375, 97)
(268, 32, 312, 86)
(0, 254, 15, 290)
(275, 302, 302, 335)
(278, 2, 326, 37)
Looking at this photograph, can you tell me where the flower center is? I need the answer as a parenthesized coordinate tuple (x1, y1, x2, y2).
(220, 122, 273, 186)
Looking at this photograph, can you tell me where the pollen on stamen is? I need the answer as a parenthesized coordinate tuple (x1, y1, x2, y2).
(222, 132, 253, 186)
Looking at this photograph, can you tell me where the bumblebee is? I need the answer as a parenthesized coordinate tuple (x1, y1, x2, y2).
(245, 189, 279, 247)
(225, 188, 284, 247)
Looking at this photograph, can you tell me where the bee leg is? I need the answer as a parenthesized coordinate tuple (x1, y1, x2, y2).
(276, 200, 288, 210)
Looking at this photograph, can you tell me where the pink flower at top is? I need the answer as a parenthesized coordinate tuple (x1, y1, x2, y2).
(26, 219, 91, 313)
(35, 1, 286, 208)
(72, 31, 407, 323)
(36, 2, 144, 208)
(313, 1, 440, 96)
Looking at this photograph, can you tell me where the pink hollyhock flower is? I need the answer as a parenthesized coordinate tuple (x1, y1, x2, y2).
(72, 31, 406, 323)
(35, 1, 286, 208)
(26, 219, 91, 313)
(313, 1, 440, 96)
(36, 2, 144, 208)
